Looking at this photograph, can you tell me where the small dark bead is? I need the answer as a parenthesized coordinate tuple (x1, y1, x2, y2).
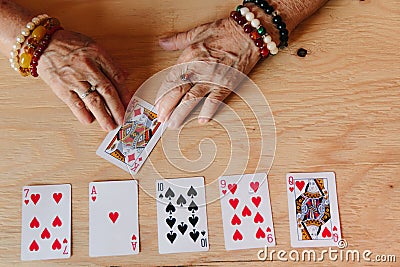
(40, 39, 49, 46)
(264, 5, 274, 15)
(260, 46, 270, 58)
(244, 24, 253, 33)
(259, 2, 267, 9)
(36, 45, 44, 53)
(277, 22, 286, 30)
(272, 15, 282, 25)
(236, 5, 244, 12)
(30, 61, 38, 67)
(279, 41, 288, 48)
(280, 29, 289, 37)
(257, 26, 267, 36)
(31, 57, 38, 64)
(280, 35, 289, 43)
(255, 39, 264, 48)
(254, 0, 261, 4)
(230, 11, 239, 19)
(243, 0, 251, 3)
(297, 48, 308, 57)
(237, 16, 247, 25)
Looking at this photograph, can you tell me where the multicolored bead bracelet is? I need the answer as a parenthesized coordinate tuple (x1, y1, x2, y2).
(242, 0, 289, 47)
(231, 6, 279, 58)
(9, 14, 49, 73)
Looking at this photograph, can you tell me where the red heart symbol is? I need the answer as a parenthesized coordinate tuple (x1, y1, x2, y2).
(222, 190, 227, 195)
(322, 227, 332, 238)
(251, 196, 261, 208)
(41, 228, 51, 239)
(256, 227, 266, 239)
(24, 200, 29, 205)
(229, 198, 239, 210)
(30, 217, 40, 228)
(63, 238, 68, 244)
(233, 229, 243, 241)
(29, 240, 39, 251)
(109, 212, 119, 223)
(250, 182, 260, 193)
(266, 226, 271, 232)
(296, 181, 305, 191)
(53, 193, 62, 204)
(289, 187, 294, 192)
(228, 184, 238, 195)
(52, 216, 62, 227)
(132, 234, 137, 240)
(231, 214, 241, 226)
(91, 196, 97, 202)
(333, 226, 337, 231)
(254, 212, 264, 224)
(242, 205, 252, 217)
(52, 238, 61, 250)
(30, 194, 40, 205)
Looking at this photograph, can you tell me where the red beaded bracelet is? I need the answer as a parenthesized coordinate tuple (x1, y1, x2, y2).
(30, 25, 63, 77)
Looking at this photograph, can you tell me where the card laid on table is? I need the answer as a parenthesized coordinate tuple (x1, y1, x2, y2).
(96, 96, 165, 175)
(21, 184, 71, 261)
(155, 177, 209, 254)
(286, 172, 342, 248)
(89, 180, 139, 257)
(218, 173, 276, 250)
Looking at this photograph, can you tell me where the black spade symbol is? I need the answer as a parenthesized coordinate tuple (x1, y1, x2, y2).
(158, 194, 163, 199)
(178, 222, 188, 235)
(165, 202, 176, 214)
(189, 230, 200, 242)
(167, 232, 177, 244)
(166, 217, 176, 229)
(189, 215, 199, 227)
(187, 186, 197, 198)
(176, 194, 187, 206)
(188, 201, 198, 212)
(201, 230, 206, 236)
(165, 188, 175, 199)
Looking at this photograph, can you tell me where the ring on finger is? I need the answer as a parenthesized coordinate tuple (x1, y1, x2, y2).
(180, 72, 195, 88)
(79, 85, 97, 100)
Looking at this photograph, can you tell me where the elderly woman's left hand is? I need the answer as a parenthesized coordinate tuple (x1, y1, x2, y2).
(155, 17, 261, 129)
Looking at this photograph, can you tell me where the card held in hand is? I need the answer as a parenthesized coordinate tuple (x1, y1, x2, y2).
(156, 177, 210, 254)
(286, 172, 342, 248)
(89, 180, 140, 257)
(96, 96, 166, 175)
(21, 184, 71, 261)
(218, 173, 276, 250)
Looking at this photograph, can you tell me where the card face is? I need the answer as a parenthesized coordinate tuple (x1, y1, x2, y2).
(155, 177, 209, 254)
(96, 96, 166, 175)
(286, 172, 342, 248)
(89, 180, 139, 257)
(218, 173, 276, 250)
(21, 184, 71, 261)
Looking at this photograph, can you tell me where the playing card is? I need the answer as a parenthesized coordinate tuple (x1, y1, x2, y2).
(286, 172, 342, 247)
(89, 180, 140, 257)
(155, 177, 209, 254)
(96, 96, 166, 175)
(21, 184, 71, 261)
(218, 173, 276, 250)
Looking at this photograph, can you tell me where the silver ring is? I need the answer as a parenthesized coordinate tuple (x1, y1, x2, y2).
(180, 72, 195, 87)
(80, 85, 96, 99)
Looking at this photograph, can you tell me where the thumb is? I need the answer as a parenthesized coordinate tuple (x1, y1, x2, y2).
(159, 23, 210, 51)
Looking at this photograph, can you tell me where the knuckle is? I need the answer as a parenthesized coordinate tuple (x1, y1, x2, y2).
(73, 99, 86, 111)
(101, 83, 115, 97)
(86, 94, 102, 107)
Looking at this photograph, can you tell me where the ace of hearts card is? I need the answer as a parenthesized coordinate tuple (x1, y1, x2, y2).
(89, 180, 139, 257)
(96, 96, 166, 175)
(218, 173, 276, 250)
(155, 177, 210, 254)
(286, 172, 342, 248)
(21, 184, 71, 261)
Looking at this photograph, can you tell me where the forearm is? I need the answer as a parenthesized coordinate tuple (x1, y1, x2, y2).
(0, 0, 32, 57)
(244, 0, 329, 47)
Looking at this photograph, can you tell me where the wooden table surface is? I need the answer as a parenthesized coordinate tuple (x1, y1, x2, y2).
(1, 0, 399, 266)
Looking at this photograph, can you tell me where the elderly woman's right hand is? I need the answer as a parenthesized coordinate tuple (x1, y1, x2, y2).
(37, 30, 127, 131)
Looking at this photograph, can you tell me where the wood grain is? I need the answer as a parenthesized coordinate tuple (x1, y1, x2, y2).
(0, 0, 399, 266)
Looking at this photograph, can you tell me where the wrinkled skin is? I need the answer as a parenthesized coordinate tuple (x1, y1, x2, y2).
(156, 17, 260, 129)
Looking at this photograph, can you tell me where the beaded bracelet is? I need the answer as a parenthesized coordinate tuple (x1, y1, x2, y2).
(231, 6, 279, 58)
(243, 0, 289, 47)
(30, 25, 63, 77)
(9, 14, 49, 73)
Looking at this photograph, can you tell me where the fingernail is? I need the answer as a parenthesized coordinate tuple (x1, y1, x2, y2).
(198, 118, 209, 125)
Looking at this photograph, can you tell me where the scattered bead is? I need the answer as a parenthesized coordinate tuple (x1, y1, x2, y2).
(297, 48, 308, 57)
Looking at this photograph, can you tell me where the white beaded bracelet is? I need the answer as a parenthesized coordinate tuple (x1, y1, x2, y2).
(9, 14, 49, 73)
(239, 7, 279, 56)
